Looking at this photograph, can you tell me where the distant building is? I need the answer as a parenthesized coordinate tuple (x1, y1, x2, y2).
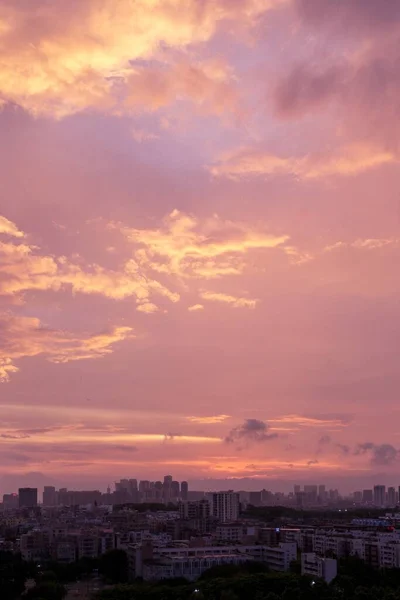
(301, 553, 337, 583)
(3, 493, 19, 509)
(249, 491, 262, 506)
(43, 486, 56, 506)
(212, 491, 240, 523)
(180, 481, 188, 501)
(374, 485, 386, 507)
(362, 489, 373, 503)
(18, 488, 38, 508)
(388, 487, 396, 506)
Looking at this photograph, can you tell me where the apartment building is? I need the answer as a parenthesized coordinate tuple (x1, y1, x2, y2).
(301, 553, 337, 583)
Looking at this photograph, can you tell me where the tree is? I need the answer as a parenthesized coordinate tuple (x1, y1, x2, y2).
(99, 549, 129, 583)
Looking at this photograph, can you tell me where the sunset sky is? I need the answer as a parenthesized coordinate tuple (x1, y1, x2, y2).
(1, 0, 400, 494)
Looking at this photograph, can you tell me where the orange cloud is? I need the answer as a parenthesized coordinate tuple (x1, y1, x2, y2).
(200, 290, 258, 308)
(187, 415, 231, 424)
(0, 314, 133, 382)
(270, 414, 350, 428)
(0, 0, 281, 117)
(188, 304, 204, 312)
(0, 215, 25, 238)
(125, 58, 239, 117)
(0, 212, 286, 309)
(116, 209, 289, 280)
(210, 143, 397, 180)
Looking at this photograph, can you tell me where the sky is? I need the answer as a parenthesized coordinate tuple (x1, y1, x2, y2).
(1, 0, 400, 494)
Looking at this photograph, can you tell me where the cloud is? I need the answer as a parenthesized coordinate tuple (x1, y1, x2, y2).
(0, 215, 24, 238)
(200, 291, 258, 308)
(337, 444, 350, 455)
(270, 414, 351, 428)
(225, 419, 279, 444)
(274, 11, 400, 153)
(187, 415, 231, 424)
(0, 0, 279, 118)
(295, 0, 400, 35)
(325, 238, 400, 253)
(210, 144, 398, 180)
(115, 209, 289, 280)
(137, 302, 160, 314)
(307, 459, 319, 466)
(188, 304, 204, 312)
(125, 57, 240, 117)
(0, 211, 286, 312)
(355, 442, 399, 466)
(0, 314, 133, 382)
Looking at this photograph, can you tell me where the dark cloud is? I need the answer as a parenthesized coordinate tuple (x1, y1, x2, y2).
(337, 444, 350, 455)
(295, 0, 400, 34)
(355, 442, 399, 466)
(307, 459, 319, 466)
(225, 419, 278, 444)
(112, 445, 139, 452)
(275, 4, 400, 151)
(274, 65, 344, 118)
(318, 435, 331, 446)
(164, 432, 182, 441)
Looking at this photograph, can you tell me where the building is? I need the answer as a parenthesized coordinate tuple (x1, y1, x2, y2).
(363, 489, 373, 503)
(212, 491, 239, 523)
(216, 524, 243, 542)
(18, 488, 38, 508)
(3, 493, 19, 509)
(180, 481, 188, 501)
(43, 486, 57, 506)
(374, 485, 386, 507)
(179, 499, 210, 520)
(128, 542, 296, 581)
(249, 491, 262, 506)
(301, 553, 337, 583)
(388, 487, 396, 506)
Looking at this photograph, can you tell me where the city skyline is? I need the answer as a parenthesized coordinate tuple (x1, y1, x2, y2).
(1, 1, 400, 489)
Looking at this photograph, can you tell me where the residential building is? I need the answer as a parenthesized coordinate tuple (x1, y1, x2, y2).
(212, 491, 239, 523)
(180, 481, 188, 501)
(374, 485, 386, 507)
(18, 488, 38, 508)
(301, 553, 337, 583)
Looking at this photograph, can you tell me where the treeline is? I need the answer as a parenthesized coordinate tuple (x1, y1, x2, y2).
(94, 557, 400, 600)
(243, 505, 397, 522)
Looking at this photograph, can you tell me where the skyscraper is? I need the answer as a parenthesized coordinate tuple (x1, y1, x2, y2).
(18, 488, 38, 508)
(388, 487, 396, 506)
(180, 481, 188, 501)
(212, 491, 240, 523)
(43, 486, 56, 506)
(373, 485, 386, 507)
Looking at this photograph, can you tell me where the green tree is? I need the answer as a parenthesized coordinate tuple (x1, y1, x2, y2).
(99, 549, 129, 583)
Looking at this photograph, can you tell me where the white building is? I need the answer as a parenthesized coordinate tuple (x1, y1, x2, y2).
(301, 553, 337, 583)
(128, 542, 296, 580)
(212, 491, 239, 523)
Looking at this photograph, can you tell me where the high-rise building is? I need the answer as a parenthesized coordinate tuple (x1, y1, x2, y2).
(373, 485, 386, 507)
(180, 481, 188, 501)
(294, 485, 301, 494)
(171, 481, 180, 499)
(362, 489, 373, 503)
(43, 486, 56, 506)
(163, 475, 173, 503)
(353, 491, 363, 503)
(3, 493, 18, 509)
(18, 488, 38, 508)
(212, 491, 240, 523)
(249, 491, 262, 506)
(388, 487, 396, 506)
(179, 499, 210, 520)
